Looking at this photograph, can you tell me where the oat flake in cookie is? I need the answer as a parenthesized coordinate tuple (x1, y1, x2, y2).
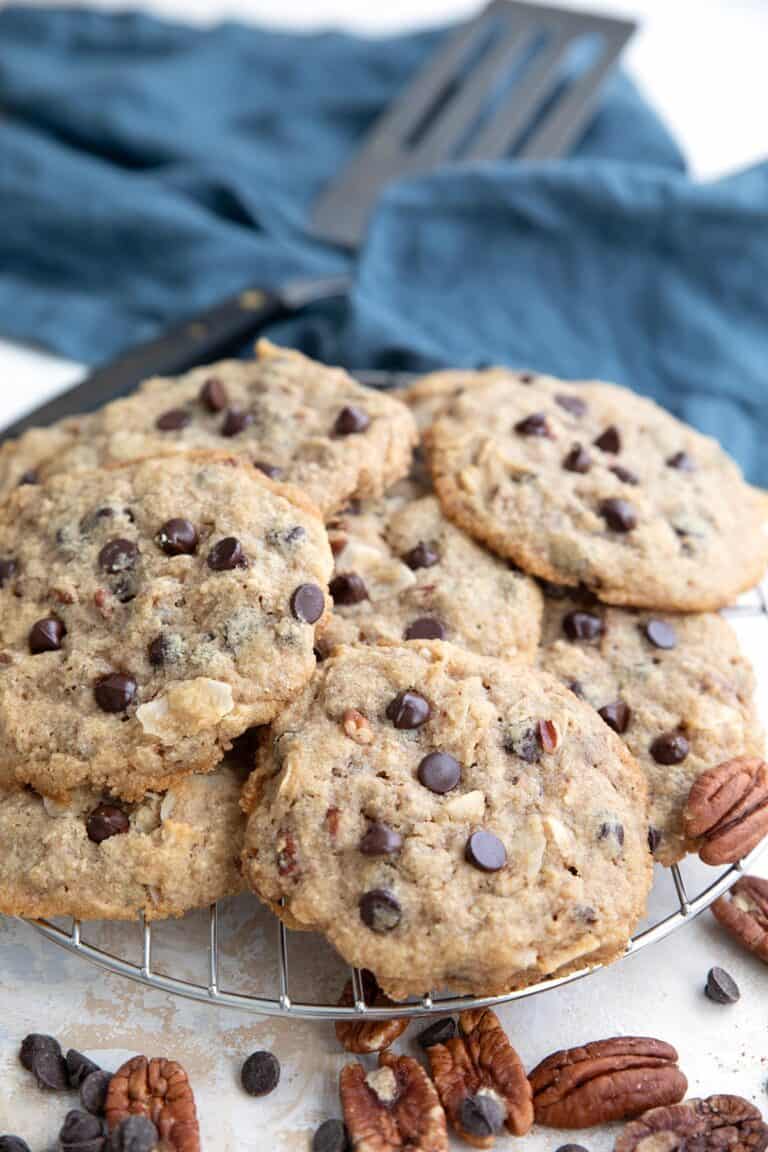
(538, 590, 763, 865)
(242, 642, 651, 1000)
(0, 454, 332, 798)
(426, 371, 768, 610)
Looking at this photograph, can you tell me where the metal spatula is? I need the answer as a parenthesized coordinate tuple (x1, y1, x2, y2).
(312, 0, 635, 248)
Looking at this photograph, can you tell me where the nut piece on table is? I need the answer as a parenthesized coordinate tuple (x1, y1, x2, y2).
(340, 1049, 448, 1152)
(335, 970, 409, 1054)
(427, 1008, 533, 1148)
(105, 1055, 200, 1152)
(684, 758, 768, 865)
(615, 1094, 768, 1152)
(529, 1037, 687, 1129)
(711, 875, 768, 963)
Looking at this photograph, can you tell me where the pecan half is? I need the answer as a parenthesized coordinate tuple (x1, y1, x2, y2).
(427, 1008, 533, 1148)
(340, 1049, 448, 1152)
(684, 758, 768, 864)
(105, 1055, 200, 1152)
(615, 1095, 768, 1152)
(712, 875, 768, 963)
(335, 971, 409, 1054)
(529, 1037, 687, 1129)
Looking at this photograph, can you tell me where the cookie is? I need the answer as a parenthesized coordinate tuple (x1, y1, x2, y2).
(538, 588, 763, 864)
(0, 758, 246, 921)
(0, 454, 332, 798)
(396, 366, 515, 434)
(0, 342, 417, 517)
(242, 642, 651, 1000)
(427, 371, 768, 610)
(319, 493, 542, 662)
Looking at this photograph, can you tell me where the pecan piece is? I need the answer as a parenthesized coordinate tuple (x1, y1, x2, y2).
(335, 971, 409, 1054)
(105, 1055, 200, 1152)
(427, 1008, 533, 1148)
(615, 1095, 768, 1152)
(340, 1049, 448, 1152)
(712, 875, 768, 963)
(529, 1037, 687, 1129)
(684, 758, 768, 864)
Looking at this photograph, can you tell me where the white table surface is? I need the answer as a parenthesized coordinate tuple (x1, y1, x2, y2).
(2, 1, 768, 1148)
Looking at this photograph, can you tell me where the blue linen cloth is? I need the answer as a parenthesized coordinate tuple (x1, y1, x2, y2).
(0, 6, 766, 482)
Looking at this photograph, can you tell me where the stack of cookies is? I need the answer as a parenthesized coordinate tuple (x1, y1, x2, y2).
(1, 341, 766, 1001)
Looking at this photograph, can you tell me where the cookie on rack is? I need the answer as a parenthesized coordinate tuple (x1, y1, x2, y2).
(426, 371, 768, 610)
(538, 588, 763, 866)
(0, 342, 417, 517)
(242, 642, 651, 1001)
(0, 453, 332, 799)
(319, 492, 543, 662)
(0, 757, 247, 921)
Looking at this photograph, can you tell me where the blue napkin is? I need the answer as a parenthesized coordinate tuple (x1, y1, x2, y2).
(1, 7, 766, 484)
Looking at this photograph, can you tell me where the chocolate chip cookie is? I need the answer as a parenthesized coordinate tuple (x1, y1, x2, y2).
(427, 372, 768, 610)
(319, 492, 542, 661)
(0, 758, 246, 921)
(538, 588, 763, 864)
(242, 642, 651, 1000)
(0, 454, 332, 798)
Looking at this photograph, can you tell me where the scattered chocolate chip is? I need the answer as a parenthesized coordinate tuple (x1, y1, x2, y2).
(329, 572, 368, 605)
(563, 444, 591, 473)
(404, 616, 445, 641)
(359, 822, 403, 856)
(705, 966, 740, 1005)
(610, 464, 639, 485)
(221, 407, 254, 437)
(254, 461, 283, 480)
(598, 700, 631, 734)
(20, 1033, 62, 1071)
(0, 558, 17, 587)
(199, 377, 228, 412)
(563, 611, 603, 641)
(594, 425, 621, 453)
(207, 537, 248, 571)
(86, 803, 130, 844)
(555, 394, 587, 418)
(537, 719, 558, 753)
(29, 617, 66, 654)
(460, 1094, 506, 1139)
(515, 412, 551, 437)
(312, 1119, 350, 1152)
(241, 1050, 281, 1097)
(58, 1110, 104, 1152)
(290, 583, 325, 624)
(334, 406, 370, 436)
(465, 829, 507, 872)
(667, 451, 695, 471)
(20, 1033, 68, 1091)
(66, 1050, 100, 1091)
(599, 820, 625, 846)
(107, 1116, 158, 1152)
(386, 689, 430, 730)
(403, 541, 440, 569)
(417, 751, 461, 794)
(0, 1137, 31, 1152)
(648, 827, 662, 853)
(599, 497, 637, 532)
(98, 539, 139, 574)
(18, 469, 38, 486)
(359, 888, 402, 933)
(155, 408, 190, 432)
(644, 619, 677, 649)
(650, 732, 689, 765)
(503, 726, 540, 763)
(417, 1017, 456, 1049)
(93, 673, 137, 714)
(80, 1070, 112, 1116)
(157, 518, 198, 556)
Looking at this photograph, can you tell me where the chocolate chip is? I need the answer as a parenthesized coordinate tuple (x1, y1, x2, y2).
(98, 538, 139, 574)
(241, 1050, 280, 1097)
(66, 1050, 100, 1090)
(417, 1017, 456, 1049)
(334, 406, 370, 435)
(18, 469, 38, 486)
(329, 572, 368, 605)
(254, 461, 283, 480)
(667, 451, 695, 471)
(221, 407, 254, 437)
(417, 751, 461, 794)
(465, 829, 507, 872)
(58, 1110, 104, 1152)
(199, 377, 228, 412)
(157, 518, 198, 556)
(359, 822, 403, 856)
(644, 619, 677, 649)
(515, 412, 551, 437)
(403, 541, 440, 569)
(569, 680, 585, 698)
(518, 372, 535, 383)
(290, 583, 325, 624)
(404, 616, 445, 641)
(648, 827, 662, 853)
(594, 425, 621, 453)
(312, 1119, 350, 1152)
(93, 673, 137, 713)
(563, 444, 591, 473)
(148, 634, 174, 667)
(86, 803, 130, 844)
(598, 700, 631, 734)
(599, 820, 625, 846)
(555, 1145, 590, 1152)
(503, 726, 540, 762)
(563, 611, 603, 641)
(20, 1034, 67, 1091)
(0, 558, 17, 587)
(386, 689, 430, 730)
(80, 1070, 112, 1116)
(705, 966, 740, 1005)
(109, 1116, 158, 1152)
(650, 731, 689, 764)
(29, 617, 66, 654)
(555, 394, 587, 418)
(575, 906, 598, 925)
(460, 1094, 506, 1139)
(207, 537, 248, 571)
(359, 888, 402, 933)
(599, 497, 637, 532)
(0, 1137, 31, 1152)
(155, 408, 190, 431)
